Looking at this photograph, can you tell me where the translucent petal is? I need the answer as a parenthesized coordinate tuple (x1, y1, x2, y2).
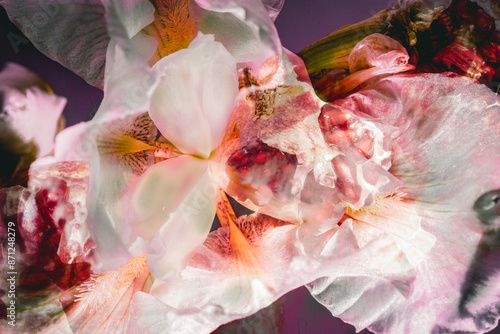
(126, 155, 217, 279)
(93, 39, 158, 122)
(147, 206, 427, 331)
(348, 33, 409, 73)
(87, 112, 180, 271)
(150, 33, 238, 158)
(194, 0, 281, 65)
(126, 291, 227, 334)
(217, 53, 399, 230)
(0, 62, 52, 91)
(28, 161, 94, 265)
(64, 256, 153, 333)
(102, 0, 154, 39)
(261, 0, 286, 22)
(93, 0, 158, 121)
(0, 185, 91, 333)
(149, 213, 298, 326)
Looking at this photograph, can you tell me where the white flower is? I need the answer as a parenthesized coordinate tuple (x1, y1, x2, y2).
(47, 0, 280, 280)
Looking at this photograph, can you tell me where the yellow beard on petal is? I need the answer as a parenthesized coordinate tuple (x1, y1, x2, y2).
(346, 191, 406, 218)
(96, 112, 181, 177)
(74, 255, 149, 311)
(145, 0, 198, 63)
(96, 113, 156, 155)
(98, 132, 156, 155)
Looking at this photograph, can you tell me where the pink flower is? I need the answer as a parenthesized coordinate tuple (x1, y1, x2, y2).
(307, 73, 500, 333)
(0, 63, 66, 186)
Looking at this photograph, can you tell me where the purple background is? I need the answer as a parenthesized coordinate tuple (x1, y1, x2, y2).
(1, 0, 500, 333)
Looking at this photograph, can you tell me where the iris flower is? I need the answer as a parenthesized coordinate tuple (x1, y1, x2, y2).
(306, 73, 500, 333)
(20, 0, 284, 282)
(1, 0, 500, 333)
(41, 4, 409, 331)
(111, 72, 500, 334)
(129, 29, 500, 334)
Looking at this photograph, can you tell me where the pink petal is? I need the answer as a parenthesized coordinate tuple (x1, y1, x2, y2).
(0, 63, 66, 157)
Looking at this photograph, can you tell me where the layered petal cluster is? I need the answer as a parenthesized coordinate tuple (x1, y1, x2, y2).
(308, 74, 500, 333)
(2, 0, 500, 333)
(215, 49, 401, 235)
(36, 0, 284, 282)
(0, 0, 283, 88)
(84, 32, 238, 281)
